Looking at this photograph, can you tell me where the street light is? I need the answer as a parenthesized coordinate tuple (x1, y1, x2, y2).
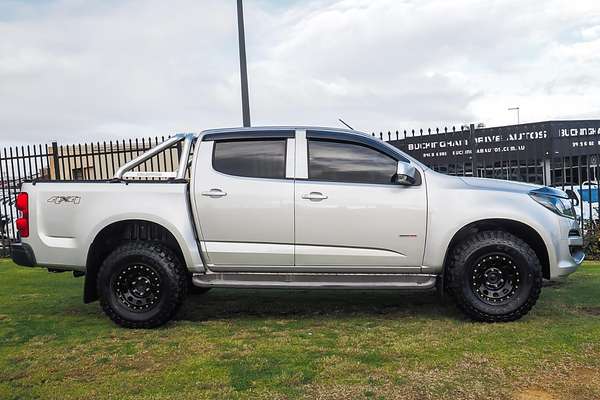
(237, 0, 251, 127)
(508, 107, 520, 125)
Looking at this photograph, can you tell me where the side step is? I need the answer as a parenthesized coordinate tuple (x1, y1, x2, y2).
(192, 272, 437, 290)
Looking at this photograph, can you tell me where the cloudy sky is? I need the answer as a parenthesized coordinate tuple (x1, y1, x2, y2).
(0, 0, 599, 145)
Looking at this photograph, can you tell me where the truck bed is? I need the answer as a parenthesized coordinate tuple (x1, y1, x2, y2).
(20, 181, 203, 272)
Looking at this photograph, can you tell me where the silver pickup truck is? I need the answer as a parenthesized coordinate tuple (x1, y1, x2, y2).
(10, 127, 585, 328)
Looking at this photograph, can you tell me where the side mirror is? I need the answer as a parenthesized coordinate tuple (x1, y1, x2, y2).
(393, 162, 417, 185)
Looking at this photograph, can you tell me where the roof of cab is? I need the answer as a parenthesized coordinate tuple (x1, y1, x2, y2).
(201, 125, 363, 135)
(199, 126, 371, 141)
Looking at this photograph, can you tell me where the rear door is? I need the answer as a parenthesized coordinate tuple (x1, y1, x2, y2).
(294, 131, 427, 272)
(192, 131, 295, 270)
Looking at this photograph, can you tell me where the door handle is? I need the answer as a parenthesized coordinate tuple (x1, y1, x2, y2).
(302, 192, 328, 201)
(201, 189, 227, 198)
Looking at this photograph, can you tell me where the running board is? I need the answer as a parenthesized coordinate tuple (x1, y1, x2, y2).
(192, 272, 437, 290)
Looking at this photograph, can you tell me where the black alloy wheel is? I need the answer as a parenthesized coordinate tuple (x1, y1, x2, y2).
(113, 263, 162, 312)
(470, 253, 520, 305)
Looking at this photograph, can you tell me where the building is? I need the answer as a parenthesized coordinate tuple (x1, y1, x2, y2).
(387, 119, 600, 186)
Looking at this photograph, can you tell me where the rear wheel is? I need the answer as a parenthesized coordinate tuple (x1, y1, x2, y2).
(97, 242, 188, 328)
(446, 231, 542, 322)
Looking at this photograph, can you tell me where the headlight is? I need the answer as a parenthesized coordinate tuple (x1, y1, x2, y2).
(529, 191, 576, 219)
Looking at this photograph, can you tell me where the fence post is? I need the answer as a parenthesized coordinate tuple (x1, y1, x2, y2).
(470, 124, 477, 177)
(51, 141, 61, 180)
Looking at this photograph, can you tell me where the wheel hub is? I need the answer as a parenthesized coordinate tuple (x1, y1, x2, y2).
(113, 264, 162, 312)
(470, 254, 520, 304)
(484, 267, 503, 288)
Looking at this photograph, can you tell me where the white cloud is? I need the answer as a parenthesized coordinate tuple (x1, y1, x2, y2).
(0, 0, 599, 146)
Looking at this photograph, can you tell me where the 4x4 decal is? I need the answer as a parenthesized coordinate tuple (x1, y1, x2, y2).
(47, 196, 81, 205)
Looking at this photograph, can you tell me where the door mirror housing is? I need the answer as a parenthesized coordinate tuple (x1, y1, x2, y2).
(393, 162, 417, 185)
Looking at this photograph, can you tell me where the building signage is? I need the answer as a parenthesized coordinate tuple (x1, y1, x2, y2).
(552, 121, 600, 155)
(390, 120, 600, 162)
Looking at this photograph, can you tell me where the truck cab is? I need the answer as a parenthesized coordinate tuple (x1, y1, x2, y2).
(192, 128, 426, 273)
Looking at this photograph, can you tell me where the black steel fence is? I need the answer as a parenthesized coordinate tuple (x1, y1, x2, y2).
(1, 120, 600, 257)
(372, 124, 550, 184)
(0, 136, 181, 256)
(373, 120, 600, 233)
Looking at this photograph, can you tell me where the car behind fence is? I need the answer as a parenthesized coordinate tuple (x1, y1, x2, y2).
(2, 119, 600, 256)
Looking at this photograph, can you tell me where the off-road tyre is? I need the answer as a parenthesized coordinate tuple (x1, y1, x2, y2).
(98, 241, 188, 328)
(446, 230, 543, 322)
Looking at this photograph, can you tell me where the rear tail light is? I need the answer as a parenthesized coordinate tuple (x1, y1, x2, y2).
(15, 192, 29, 238)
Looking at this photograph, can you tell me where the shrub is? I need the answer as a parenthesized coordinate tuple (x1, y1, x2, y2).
(584, 223, 600, 260)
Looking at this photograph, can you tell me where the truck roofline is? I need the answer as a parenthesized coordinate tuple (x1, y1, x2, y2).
(199, 125, 366, 136)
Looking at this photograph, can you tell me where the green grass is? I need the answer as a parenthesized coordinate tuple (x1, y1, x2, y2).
(1, 259, 600, 399)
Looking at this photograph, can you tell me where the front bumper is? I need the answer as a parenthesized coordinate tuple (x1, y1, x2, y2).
(10, 242, 36, 267)
(551, 218, 584, 278)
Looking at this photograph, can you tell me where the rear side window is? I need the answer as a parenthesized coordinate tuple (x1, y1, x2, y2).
(213, 139, 286, 179)
(308, 139, 397, 184)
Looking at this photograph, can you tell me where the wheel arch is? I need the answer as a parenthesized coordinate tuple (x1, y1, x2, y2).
(84, 219, 185, 303)
(442, 218, 550, 281)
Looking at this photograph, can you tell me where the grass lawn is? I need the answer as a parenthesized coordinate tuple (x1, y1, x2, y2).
(1, 259, 600, 400)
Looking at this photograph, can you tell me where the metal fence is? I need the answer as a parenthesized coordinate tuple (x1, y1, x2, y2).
(372, 124, 550, 184)
(2, 122, 599, 256)
(0, 136, 182, 256)
(373, 121, 600, 233)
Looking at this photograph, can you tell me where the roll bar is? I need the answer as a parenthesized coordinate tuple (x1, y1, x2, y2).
(113, 133, 196, 181)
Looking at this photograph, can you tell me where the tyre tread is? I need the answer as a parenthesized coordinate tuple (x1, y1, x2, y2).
(97, 241, 188, 328)
(446, 230, 543, 322)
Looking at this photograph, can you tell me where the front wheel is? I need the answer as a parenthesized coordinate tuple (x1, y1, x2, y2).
(446, 231, 543, 322)
(97, 242, 188, 328)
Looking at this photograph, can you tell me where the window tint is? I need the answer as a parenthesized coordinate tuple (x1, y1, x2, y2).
(308, 139, 398, 184)
(213, 139, 286, 179)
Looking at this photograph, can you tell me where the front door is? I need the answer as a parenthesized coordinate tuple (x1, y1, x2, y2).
(294, 135, 427, 272)
(192, 133, 295, 270)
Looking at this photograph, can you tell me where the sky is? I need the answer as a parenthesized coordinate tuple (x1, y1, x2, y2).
(0, 0, 599, 145)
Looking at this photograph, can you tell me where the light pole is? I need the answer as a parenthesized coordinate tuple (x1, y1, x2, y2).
(508, 107, 520, 125)
(237, 0, 251, 127)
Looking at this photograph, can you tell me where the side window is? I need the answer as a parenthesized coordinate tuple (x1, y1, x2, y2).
(308, 139, 398, 184)
(213, 139, 286, 179)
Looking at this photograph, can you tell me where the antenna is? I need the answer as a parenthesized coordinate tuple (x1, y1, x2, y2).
(338, 118, 354, 130)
